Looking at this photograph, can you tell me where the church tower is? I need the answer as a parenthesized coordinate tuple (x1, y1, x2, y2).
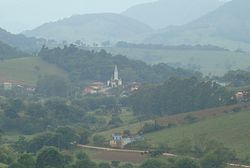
(107, 65, 122, 88)
(114, 65, 119, 80)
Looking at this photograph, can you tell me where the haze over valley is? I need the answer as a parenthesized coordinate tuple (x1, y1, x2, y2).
(1, 0, 250, 168)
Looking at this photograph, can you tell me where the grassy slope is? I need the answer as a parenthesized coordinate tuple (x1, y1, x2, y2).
(102, 47, 250, 76)
(0, 163, 7, 168)
(146, 110, 250, 159)
(0, 56, 68, 86)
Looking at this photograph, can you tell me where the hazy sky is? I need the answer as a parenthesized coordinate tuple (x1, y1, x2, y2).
(0, 0, 155, 33)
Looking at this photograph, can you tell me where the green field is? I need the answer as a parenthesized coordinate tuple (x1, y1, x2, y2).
(145, 110, 250, 159)
(0, 56, 68, 86)
(102, 47, 250, 76)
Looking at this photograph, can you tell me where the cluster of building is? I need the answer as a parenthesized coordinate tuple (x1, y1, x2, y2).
(235, 91, 249, 102)
(83, 65, 140, 96)
(0, 80, 35, 92)
(109, 133, 144, 148)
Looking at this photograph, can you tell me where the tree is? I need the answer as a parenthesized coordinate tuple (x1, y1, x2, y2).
(4, 98, 24, 118)
(74, 152, 97, 168)
(54, 127, 80, 149)
(119, 163, 134, 168)
(13, 136, 28, 153)
(108, 115, 123, 127)
(93, 135, 106, 146)
(99, 162, 111, 168)
(140, 159, 167, 168)
(9, 154, 36, 168)
(111, 161, 120, 167)
(175, 157, 200, 168)
(0, 145, 16, 164)
(36, 147, 65, 168)
(200, 144, 235, 168)
(36, 75, 70, 97)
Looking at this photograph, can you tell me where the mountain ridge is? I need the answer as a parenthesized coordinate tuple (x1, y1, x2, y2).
(144, 0, 250, 51)
(123, 0, 225, 29)
(23, 13, 153, 43)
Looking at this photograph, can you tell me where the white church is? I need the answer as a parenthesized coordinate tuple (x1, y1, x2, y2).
(107, 65, 123, 88)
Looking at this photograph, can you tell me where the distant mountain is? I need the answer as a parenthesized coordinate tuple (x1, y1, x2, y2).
(0, 40, 29, 59)
(145, 0, 250, 50)
(0, 27, 44, 53)
(23, 13, 153, 43)
(123, 0, 225, 29)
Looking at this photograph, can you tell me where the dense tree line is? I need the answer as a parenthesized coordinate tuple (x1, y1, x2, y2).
(128, 77, 235, 117)
(220, 70, 250, 87)
(0, 40, 29, 60)
(0, 140, 236, 168)
(0, 95, 119, 135)
(38, 45, 202, 84)
(0, 27, 45, 53)
(115, 41, 229, 51)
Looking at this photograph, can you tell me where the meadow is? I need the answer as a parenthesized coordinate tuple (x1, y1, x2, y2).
(0, 56, 68, 86)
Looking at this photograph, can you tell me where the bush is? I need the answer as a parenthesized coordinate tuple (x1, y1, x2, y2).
(93, 135, 106, 147)
(124, 140, 151, 150)
(139, 122, 164, 134)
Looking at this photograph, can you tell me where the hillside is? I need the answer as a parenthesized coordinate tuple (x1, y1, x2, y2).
(145, 0, 250, 51)
(23, 13, 153, 43)
(0, 57, 68, 86)
(0, 41, 29, 59)
(97, 104, 250, 160)
(39, 45, 201, 84)
(146, 109, 250, 159)
(123, 0, 224, 29)
(102, 47, 250, 76)
(0, 27, 44, 52)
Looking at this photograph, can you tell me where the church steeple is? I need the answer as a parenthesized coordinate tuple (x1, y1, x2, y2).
(107, 65, 123, 88)
(114, 65, 119, 80)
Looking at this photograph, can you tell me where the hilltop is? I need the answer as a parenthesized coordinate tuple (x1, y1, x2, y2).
(145, 0, 250, 51)
(123, 0, 224, 29)
(0, 27, 44, 52)
(0, 41, 29, 60)
(23, 13, 153, 43)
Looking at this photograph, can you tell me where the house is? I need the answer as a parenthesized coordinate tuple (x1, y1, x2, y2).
(83, 82, 106, 95)
(109, 133, 144, 149)
(235, 91, 248, 102)
(3, 82, 13, 90)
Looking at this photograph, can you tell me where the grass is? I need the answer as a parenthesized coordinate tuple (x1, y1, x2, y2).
(145, 110, 250, 159)
(101, 47, 250, 76)
(0, 56, 68, 86)
(0, 163, 7, 168)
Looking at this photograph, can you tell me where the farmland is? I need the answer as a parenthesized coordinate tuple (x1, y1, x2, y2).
(0, 56, 68, 86)
(146, 109, 250, 159)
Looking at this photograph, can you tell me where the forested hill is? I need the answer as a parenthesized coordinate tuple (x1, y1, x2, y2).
(128, 77, 235, 117)
(38, 45, 202, 83)
(0, 40, 29, 59)
(0, 27, 44, 53)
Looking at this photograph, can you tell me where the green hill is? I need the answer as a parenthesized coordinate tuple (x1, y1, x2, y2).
(23, 13, 153, 43)
(0, 40, 29, 59)
(146, 109, 250, 159)
(145, 0, 250, 51)
(123, 0, 224, 29)
(102, 47, 250, 76)
(0, 27, 44, 52)
(0, 57, 68, 86)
